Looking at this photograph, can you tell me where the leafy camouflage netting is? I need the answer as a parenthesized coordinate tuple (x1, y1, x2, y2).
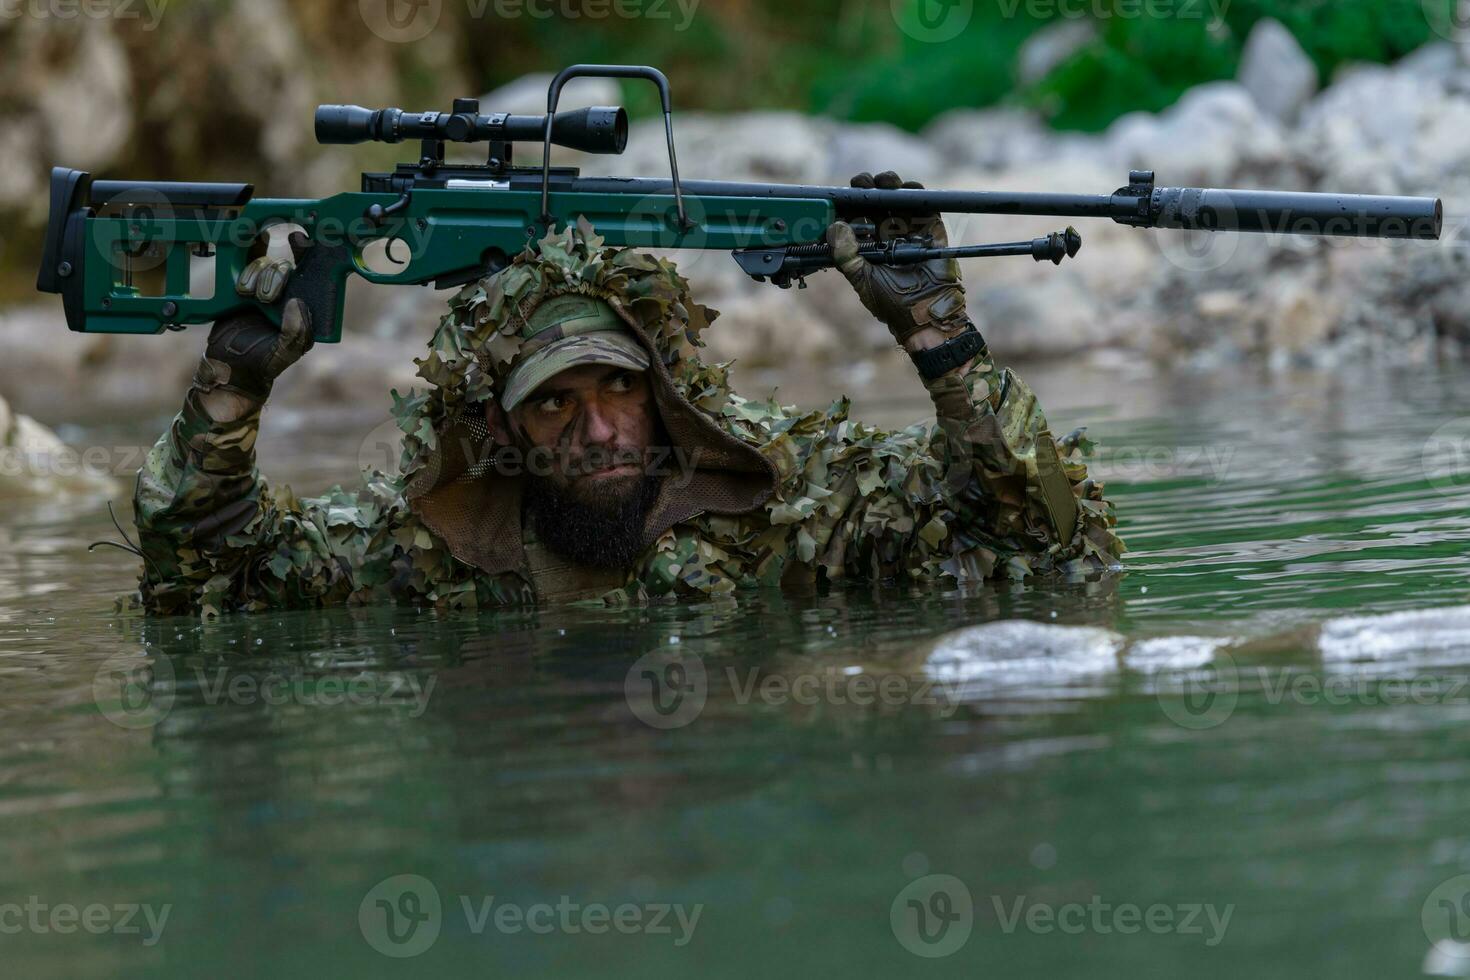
(134, 220, 1123, 617)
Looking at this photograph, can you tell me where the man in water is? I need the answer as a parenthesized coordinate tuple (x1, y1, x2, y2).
(134, 172, 1122, 615)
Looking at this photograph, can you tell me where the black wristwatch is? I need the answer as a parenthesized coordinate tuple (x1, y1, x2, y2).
(908, 324, 987, 381)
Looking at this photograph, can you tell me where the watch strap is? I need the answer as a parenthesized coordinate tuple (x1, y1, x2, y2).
(909, 324, 987, 381)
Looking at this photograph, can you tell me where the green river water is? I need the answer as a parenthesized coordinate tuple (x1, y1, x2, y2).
(5, 361, 1470, 978)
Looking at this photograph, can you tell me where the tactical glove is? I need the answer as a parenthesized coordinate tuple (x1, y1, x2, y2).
(828, 171, 971, 347)
(193, 232, 314, 403)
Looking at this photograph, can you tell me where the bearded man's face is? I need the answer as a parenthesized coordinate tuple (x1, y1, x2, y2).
(489, 363, 664, 568)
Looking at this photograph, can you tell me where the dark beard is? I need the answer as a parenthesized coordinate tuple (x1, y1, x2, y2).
(523, 472, 662, 569)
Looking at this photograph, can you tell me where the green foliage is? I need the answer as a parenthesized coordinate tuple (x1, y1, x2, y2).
(474, 0, 1439, 133)
(1026, 0, 1443, 130)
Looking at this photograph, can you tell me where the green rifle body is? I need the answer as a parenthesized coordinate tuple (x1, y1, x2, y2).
(35, 64, 1444, 344)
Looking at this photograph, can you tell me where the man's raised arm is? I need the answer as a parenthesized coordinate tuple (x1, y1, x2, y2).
(822, 170, 1122, 580)
(132, 236, 398, 615)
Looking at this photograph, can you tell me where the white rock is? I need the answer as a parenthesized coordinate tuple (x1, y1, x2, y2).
(0, 127, 43, 215)
(1236, 18, 1318, 123)
(479, 73, 622, 116)
(1260, 272, 1340, 363)
(1105, 82, 1288, 186)
(825, 122, 942, 182)
(214, 0, 315, 174)
(0, 392, 116, 497)
(1394, 41, 1462, 79)
(616, 112, 835, 184)
(34, 24, 133, 172)
(697, 283, 845, 367)
(922, 108, 1101, 172)
(1297, 65, 1470, 193)
(1017, 20, 1096, 85)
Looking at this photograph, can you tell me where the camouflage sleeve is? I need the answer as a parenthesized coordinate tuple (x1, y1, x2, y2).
(747, 349, 1124, 587)
(132, 388, 411, 616)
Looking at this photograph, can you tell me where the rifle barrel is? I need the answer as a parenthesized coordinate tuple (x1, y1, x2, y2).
(559, 177, 1442, 241)
(1150, 187, 1441, 239)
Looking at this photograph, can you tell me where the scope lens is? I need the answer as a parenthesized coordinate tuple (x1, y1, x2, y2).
(315, 105, 378, 145)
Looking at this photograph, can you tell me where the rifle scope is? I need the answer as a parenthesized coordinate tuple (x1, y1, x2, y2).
(315, 100, 628, 155)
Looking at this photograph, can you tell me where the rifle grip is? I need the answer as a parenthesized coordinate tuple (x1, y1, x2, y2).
(279, 240, 352, 343)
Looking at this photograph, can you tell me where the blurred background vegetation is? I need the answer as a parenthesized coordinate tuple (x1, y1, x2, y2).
(506, 0, 1441, 129)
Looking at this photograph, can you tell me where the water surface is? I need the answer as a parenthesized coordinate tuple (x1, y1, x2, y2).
(6, 362, 1470, 978)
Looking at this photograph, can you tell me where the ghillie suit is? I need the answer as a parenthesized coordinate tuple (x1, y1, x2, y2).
(135, 220, 1122, 616)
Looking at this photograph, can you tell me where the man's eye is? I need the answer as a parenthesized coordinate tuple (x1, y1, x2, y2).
(608, 372, 635, 393)
(535, 395, 567, 414)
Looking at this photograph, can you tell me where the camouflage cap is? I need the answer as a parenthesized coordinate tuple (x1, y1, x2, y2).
(500, 293, 651, 412)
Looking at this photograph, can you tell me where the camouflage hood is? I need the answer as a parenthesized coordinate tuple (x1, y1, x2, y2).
(391, 219, 779, 577)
